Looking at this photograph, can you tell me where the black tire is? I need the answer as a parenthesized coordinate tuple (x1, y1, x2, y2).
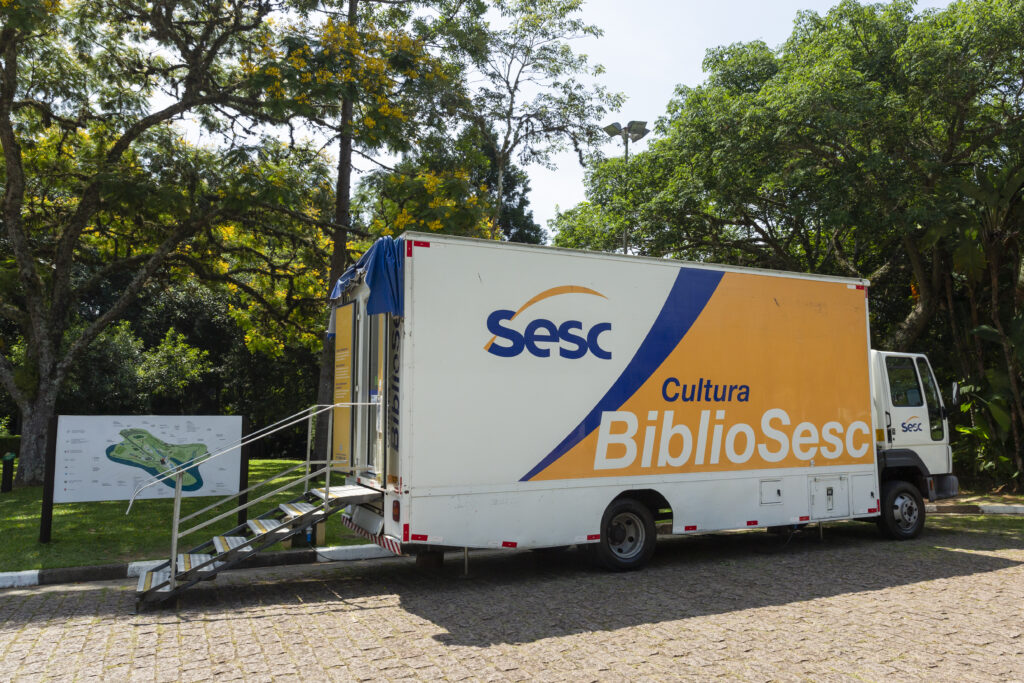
(877, 480, 925, 540)
(594, 498, 656, 571)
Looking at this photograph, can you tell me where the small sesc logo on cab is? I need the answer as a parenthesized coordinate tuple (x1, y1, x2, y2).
(901, 416, 923, 433)
(484, 285, 612, 359)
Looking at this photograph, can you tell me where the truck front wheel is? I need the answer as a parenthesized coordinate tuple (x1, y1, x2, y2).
(877, 480, 925, 540)
(594, 498, 656, 571)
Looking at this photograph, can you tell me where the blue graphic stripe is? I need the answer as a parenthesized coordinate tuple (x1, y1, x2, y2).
(520, 267, 724, 481)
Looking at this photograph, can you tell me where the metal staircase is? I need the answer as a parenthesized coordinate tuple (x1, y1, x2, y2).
(128, 404, 384, 609)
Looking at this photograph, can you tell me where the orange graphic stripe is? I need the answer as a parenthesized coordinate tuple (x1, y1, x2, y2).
(483, 285, 607, 351)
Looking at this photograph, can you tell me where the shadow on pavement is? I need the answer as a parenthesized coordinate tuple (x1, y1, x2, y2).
(389, 523, 1024, 646)
(1, 521, 1021, 644)
(163, 521, 1024, 645)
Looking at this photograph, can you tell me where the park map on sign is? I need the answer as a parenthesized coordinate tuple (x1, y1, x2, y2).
(105, 428, 208, 491)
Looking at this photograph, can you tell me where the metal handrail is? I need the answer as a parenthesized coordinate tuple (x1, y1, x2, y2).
(178, 465, 329, 538)
(127, 404, 330, 508)
(178, 459, 330, 526)
(134, 401, 374, 592)
(126, 403, 372, 511)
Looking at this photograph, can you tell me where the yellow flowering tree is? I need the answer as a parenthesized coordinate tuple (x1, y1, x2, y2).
(245, 0, 489, 438)
(0, 0, 362, 484)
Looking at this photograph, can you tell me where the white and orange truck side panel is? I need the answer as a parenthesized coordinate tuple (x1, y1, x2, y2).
(384, 235, 879, 550)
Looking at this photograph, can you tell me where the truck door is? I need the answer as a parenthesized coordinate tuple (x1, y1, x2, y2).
(351, 305, 386, 483)
(880, 353, 950, 475)
(349, 301, 400, 488)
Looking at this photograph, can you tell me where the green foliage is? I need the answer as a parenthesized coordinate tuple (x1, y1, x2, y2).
(138, 329, 214, 401)
(55, 322, 211, 414)
(0, 0, 357, 483)
(355, 124, 543, 242)
(554, 0, 1024, 487)
(473, 0, 624, 235)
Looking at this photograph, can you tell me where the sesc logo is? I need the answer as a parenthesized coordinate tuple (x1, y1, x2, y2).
(484, 285, 612, 359)
(901, 417, 924, 433)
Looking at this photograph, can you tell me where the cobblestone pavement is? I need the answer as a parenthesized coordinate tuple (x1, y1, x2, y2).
(2, 521, 1023, 682)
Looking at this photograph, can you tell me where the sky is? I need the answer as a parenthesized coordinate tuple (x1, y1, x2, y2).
(527, 0, 954, 235)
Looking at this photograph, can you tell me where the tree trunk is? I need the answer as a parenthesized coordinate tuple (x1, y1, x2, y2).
(15, 396, 56, 486)
(492, 153, 505, 240)
(313, 0, 359, 461)
(885, 236, 938, 351)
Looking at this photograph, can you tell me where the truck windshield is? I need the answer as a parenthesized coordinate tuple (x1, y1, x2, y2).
(885, 356, 923, 407)
(915, 358, 945, 441)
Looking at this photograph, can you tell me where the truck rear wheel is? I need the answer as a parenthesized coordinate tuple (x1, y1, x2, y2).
(594, 498, 656, 571)
(877, 480, 925, 540)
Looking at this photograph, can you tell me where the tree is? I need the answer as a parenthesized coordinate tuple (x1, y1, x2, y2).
(553, 0, 1024, 485)
(263, 0, 489, 455)
(478, 124, 543, 243)
(0, 0, 343, 483)
(473, 0, 623, 237)
(354, 123, 543, 242)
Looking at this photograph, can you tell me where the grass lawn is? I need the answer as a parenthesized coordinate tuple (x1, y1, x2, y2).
(926, 512, 1024, 536)
(0, 459, 364, 572)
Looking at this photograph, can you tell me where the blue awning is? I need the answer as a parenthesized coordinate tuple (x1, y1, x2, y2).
(329, 237, 405, 315)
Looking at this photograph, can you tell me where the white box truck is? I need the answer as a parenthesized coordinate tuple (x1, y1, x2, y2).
(329, 233, 958, 570)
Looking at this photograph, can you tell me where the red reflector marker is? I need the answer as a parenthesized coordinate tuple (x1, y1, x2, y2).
(501, 541, 517, 548)
(402, 524, 409, 542)
(586, 534, 600, 541)
(413, 240, 430, 248)
(411, 533, 428, 542)
(684, 525, 697, 532)
(799, 516, 810, 522)
(406, 241, 412, 257)
(747, 520, 758, 526)
(867, 508, 878, 514)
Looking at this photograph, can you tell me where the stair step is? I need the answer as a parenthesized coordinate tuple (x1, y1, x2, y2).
(280, 502, 318, 518)
(309, 484, 382, 505)
(247, 518, 288, 536)
(212, 535, 252, 554)
(177, 553, 221, 574)
(137, 568, 171, 594)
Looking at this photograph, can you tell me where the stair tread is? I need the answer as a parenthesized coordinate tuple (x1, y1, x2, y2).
(280, 502, 318, 517)
(247, 518, 288, 536)
(137, 568, 171, 594)
(212, 535, 252, 554)
(177, 553, 221, 573)
(309, 485, 382, 504)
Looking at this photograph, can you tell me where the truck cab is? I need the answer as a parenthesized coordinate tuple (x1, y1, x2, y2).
(870, 350, 959, 538)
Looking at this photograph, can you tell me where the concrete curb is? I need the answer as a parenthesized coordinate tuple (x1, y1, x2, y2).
(927, 504, 982, 514)
(978, 504, 1024, 515)
(0, 543, 395, 590)
(5, 506, 1022, 590)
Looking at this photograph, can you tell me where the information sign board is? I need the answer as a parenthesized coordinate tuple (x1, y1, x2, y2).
(54, 415, 242, 503)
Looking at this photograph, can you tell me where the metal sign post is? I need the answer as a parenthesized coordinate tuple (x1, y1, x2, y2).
(39, 417, 58, 543)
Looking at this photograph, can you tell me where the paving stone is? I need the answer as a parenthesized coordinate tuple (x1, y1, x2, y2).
(2, 525, 1024, 680)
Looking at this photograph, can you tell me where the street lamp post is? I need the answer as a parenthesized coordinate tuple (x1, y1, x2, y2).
(603, 120, 650, 254)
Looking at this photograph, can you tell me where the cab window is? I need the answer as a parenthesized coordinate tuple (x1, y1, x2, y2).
(885, 356, 923, 407)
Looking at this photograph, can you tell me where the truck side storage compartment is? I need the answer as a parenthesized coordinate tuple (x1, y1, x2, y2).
(809, 475, 849, 519)
(850, 473, 879, 516)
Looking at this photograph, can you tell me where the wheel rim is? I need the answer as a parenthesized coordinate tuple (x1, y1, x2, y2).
(607, 511, 646, 560)
(891, 492, 919, 531)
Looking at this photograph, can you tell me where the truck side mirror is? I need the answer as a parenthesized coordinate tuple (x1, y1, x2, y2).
(951, 382, 960, 406)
